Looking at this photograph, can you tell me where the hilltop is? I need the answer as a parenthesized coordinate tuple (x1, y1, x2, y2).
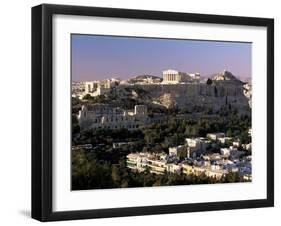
(210, 70, 244, 85)
(126, 75, 162, 84)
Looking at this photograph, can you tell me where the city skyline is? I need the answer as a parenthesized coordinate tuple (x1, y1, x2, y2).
(71, 34, 252, 81)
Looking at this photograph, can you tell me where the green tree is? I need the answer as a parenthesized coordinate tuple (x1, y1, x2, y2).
(223, 172, 240, 183)
(111, 164, 121, 183)
(206, 78, 213, 85)
(82, 94, 92, 100)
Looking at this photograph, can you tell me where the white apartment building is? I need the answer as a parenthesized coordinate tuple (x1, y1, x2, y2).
(82, 78, 120, 98)
(126, 152, 149, 172)
(85, 81, 100, 93)
(126, 152, 169, 175)
(232, 141, 240, 147)
(185, 137, 210, 157)
(220, 148, 231, 156)
(166, 164, 182, 174)
(169, 145, 187, 158)
(218, 137, 232, 144)
(207, 132, 225, 141)
(181, 164, 227, 179)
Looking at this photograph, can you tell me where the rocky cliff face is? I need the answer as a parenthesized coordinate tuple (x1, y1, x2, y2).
(116, 86, 249, 116)
(134, 83, 249, 112)
(115, 71, 251, 114)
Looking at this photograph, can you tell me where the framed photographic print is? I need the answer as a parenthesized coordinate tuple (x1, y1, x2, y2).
(32, 4, 274, 221)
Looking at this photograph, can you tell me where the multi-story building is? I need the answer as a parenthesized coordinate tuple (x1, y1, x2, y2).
(126, 132, 251, 180)
(147, 159, 167, 174)
(82, 78, 120, 98)
(185, 137, 210, 157)
(207, 132, 225, 141)
(126, 152, 149, 172)
(126, 152, 168, 175)
(182, 164, 227, 179)
(84, 81, 100, 93)
(166, 163, 182, 174)
(126, 149, 250, 180)
(232, 141, 240, 147)
(168, 138, 210, 159)
(169, 145, 187, 158)
(241, 143, 252, 151)
(220, 148, 231, 156)
(78, 104, 149, 130)
(217, 137, 232, 144)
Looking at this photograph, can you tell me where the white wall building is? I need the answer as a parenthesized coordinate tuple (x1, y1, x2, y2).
(78, 104, 149, 130)
(185, 137, 210, 157)
(169, 145, 187, 158)
(84, 81, 100, 93)
(220, 148, 231, 156)
(207, 132, 225, 140)
(82, 78, 120, 98)
(232, 141, 240, 147)
(162, 69, 200, 84)
(218, 137, 232, 144)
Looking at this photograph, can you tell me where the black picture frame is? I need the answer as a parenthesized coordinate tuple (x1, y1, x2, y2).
(32, 3, 274, 222)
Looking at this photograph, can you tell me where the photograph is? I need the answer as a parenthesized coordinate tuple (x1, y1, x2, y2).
(71, 34, 252, 190)
(30, 3, 274, 222)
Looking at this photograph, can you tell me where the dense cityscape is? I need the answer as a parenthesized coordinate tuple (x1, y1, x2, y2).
(71, 69, 252, 190)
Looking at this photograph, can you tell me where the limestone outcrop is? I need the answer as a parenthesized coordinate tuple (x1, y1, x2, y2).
(117, 71, 251, 114)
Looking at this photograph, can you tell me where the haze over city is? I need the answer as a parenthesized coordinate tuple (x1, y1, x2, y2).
(71, 34, 252, 81)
